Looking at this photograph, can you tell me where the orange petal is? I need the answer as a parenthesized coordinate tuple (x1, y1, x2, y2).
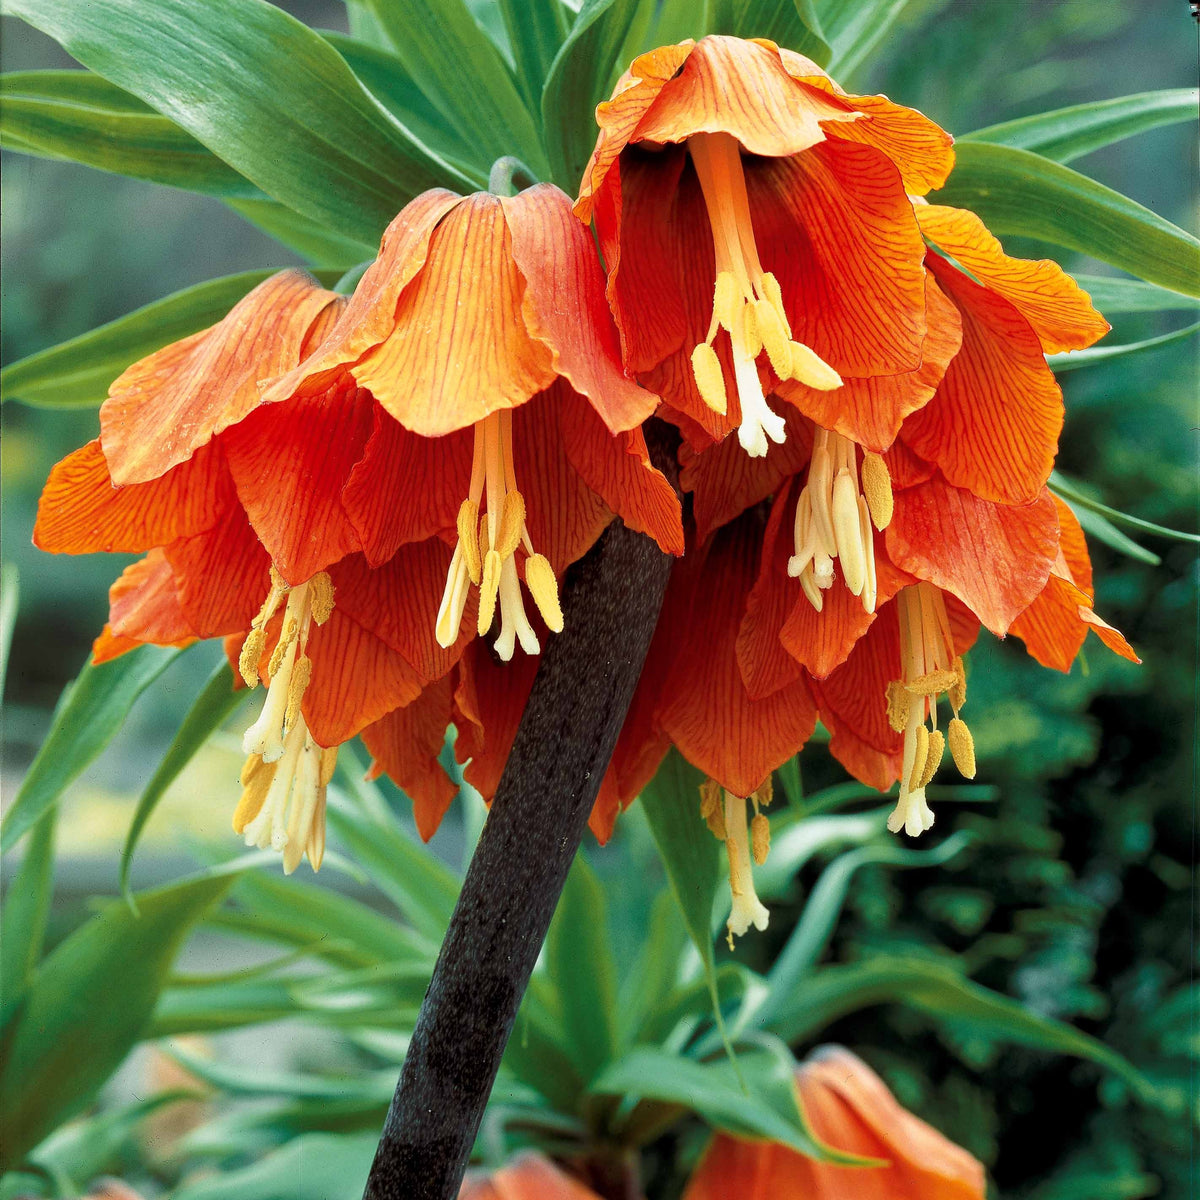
(350, 193, 557, 437)
(658, 514, 818, 796)
(1050, 494, 1094, 600)
(501, 183, 658, 434)
(34, 438, 234, 555)
(221, 379, 374, 585)
(918, 205, 1109, 353)
(164, 504, 272, 638)
(100, 271, 338, 485)
(776, 276, 962, 453)
(263, 190, 464, 404)
(303, 609, 424, 747)
(822, 706, 905, 793)
(558, 384, 684, 556)
(1079, 605, 1140, 664)
(632, 36, 857, 157)
(901, 252, 1064, 505)
(1009, 575, 1091, 672)
(105, 549, 195, 646)
(485, 1153, 603, 1200)
(343, 409, 472, 566)
(329, 539, 475, 685)
(362, 678, 457, 841)
(680, 406, 813, 542)
(886, 475, 1058, 635)
(883, 437, 936, 490)
(750, 141, 928, 377)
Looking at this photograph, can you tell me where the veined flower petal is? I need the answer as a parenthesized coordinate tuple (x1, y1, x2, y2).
(104, 549, 195, 648)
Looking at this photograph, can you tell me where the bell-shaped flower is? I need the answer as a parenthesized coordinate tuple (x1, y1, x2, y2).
(34, 271, 469, 871)
(684, 1046, 986, 1200)
(264, 184, 683, 663)
(575, 35, 954, 458)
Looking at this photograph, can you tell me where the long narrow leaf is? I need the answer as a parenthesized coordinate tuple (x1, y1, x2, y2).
(1050, 473, 1200, 546)
(1049, 321, 1200, 372)
(818, 0, 914, 79)
(1072, 274, 1200, 314)
(0, 810, 56, 1029)
(0, 563, 17, 693)
(498, 0, 569, 107)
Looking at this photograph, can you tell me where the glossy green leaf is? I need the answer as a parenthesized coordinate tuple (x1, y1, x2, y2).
(1, 646, 184, 853)
(0, 870, 235, 1170)
(545, 855, 620, 1081)
(498, 0, 569, 107)
(7, 0, 469, 245)
(543, 0, 643, 193)
(767, 956, 1155, 1100)
(0, 70, 258, 197)
(818, 0, 914, 79)
(1, 269, 340, 409)
(710, 0, 830, 64)
(362, 0, 546, 175)
(1072, 274, 1200, 314)
(637, 963, 752, 1048)
(619, 890, 688, 1044)
(1048, 321, 1200, 372)
(964, 89, 1198, 164)
(1050, 473, 1200, 546)
(932, 142, 1200, 298)
(226, 196, 376, 269)
(1070, 506, 1160, 567)
(119, 663, 244, 906)
(0, 563, 17, 693)
(0, 810, 55, 1029)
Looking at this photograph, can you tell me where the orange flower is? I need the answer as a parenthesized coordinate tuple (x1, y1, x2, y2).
(34, 272, 467, 871)
(266, 184, 682, 662)
(684, 1046, 986, 1200)
(576, 36, 954, 458)
(459, 1153, 601, 1200)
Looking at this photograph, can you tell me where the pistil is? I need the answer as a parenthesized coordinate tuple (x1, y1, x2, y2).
(885, 583, 976, 836)
(790, 427, 892, 613)
(436, 410, 562, 660)
(234, 569, 337, 872)
(701, 778, 773, 944)
(687, 131, 842, 457)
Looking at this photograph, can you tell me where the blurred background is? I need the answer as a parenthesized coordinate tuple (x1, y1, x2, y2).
(2, 1, 1196, 1197)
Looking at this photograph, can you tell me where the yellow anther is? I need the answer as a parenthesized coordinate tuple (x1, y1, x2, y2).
(948, 717, 976, 778)
(752, 777, 773, 809)
(700, 779, 727, 840)
(233, 754, 276, 832)
(751, 812, 771, 865)
(760, 272, 785, 313)
(949, 657, 967, 711)
(238, 628, 266, 689)
(691, 342, 727, 415)
(832, 469, 866, 595)
(319, 746, 339, 788)
(479, 520, 491, 562)
(524, 553, 563, 633)
(268, 616, 299, 676)
(739, 300, 762, 359)
(886, 680, 912, 733)
(905, 669, 961, 697)
(285, 655, 312, 727)
(458, 499, 482, 585)
(754, 298, 792, 378)
(788, 341, 842, 391)
(919, 728, 945, 788)
(712, 271, 741, 331)
(860, 451, 894, 530)
(308, 572, 335, 626)
(496, 491, 526, 559)
(477, 549, 502, 635)
(908, 724, 930, 792)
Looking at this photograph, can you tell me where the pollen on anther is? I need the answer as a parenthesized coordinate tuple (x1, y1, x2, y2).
(285, 656, 313, 725)
(524, 553, 563, 633)
(905, 668, 960, 696)
(691, 342, 727, 414)
(949, 657, 967, 711)
(751, 813, 770, 865)
(908, 724, 930, 792)
(919, 728, 945, 788)
(885, 680, 911, 732)
(497, 491, 526, 559)
(948, 717, 976, 778)
(269, 616, 298, 675)
(308, 573, 335, 625)
(458, 499, 482, 584)
(478, 550, 502, 634)
(861, 451, 894, 530)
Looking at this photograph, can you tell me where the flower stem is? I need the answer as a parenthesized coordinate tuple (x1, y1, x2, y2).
(362, 430, 677, 1199)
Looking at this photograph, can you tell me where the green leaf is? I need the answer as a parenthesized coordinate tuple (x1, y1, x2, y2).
(362, 0, 546, 176)
(0, 70, 258, 197)
(0, 810, 55, 1029)
(226, 197, 376, 269)
(1050, 472, 1200, 547)
(542, 0, 644, 193)
(932, 142, 1200, 298)
(963, 89, 1199, 164)
(818, 0, 915, 80)
(765, 955, 1155, 1100)
(710, 1, 830, 65)
(619, 890, 688, 1043)
(498, 0, 569, 108)
(0, 870, 235, 1170)
(1070, 506, 1160, 567)
(119, 663, 244, 906)
(545, 855, 620, 1081)
(1, 646, 184, 853)
(7, 0, 470, 246)
(1072, 274, 1200, 314)
(1, 269, 339, 410)
(1048, 321, 1200, 372)
(0, 562, 17, 694)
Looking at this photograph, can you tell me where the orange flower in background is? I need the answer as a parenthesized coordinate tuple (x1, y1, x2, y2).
(684, 1046, 986, 1200)
(576, 35, 954, 458)
(459, 1153, 601, 1200)
(266, 184, 683, 662)
(35, 271, 470, 872)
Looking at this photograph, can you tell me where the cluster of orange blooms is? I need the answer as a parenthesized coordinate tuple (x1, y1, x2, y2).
(37, 38, 1137, 901)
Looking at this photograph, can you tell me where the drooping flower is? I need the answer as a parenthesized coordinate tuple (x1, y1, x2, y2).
(34, 271, 468, 871)
(683, 1046, 986, 1200)
(459, 1152, 601, 1200)
(575, 35, 955, 458)
(265, 184, 682, 662)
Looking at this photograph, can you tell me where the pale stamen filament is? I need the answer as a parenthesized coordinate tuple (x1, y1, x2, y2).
(687, 131, 842, 458)
(437, 409, 563, 660)
(790, 427, 892, 614)
(700, 778, 773, 944)
(886, 583, 975, 837)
